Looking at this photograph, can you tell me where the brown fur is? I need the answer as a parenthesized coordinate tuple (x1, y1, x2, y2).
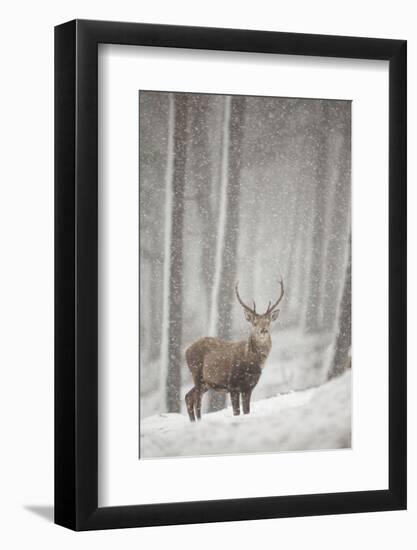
(185, 282, 283, 421)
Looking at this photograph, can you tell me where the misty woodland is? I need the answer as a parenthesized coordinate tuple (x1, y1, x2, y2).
(139, 91, 351, 458)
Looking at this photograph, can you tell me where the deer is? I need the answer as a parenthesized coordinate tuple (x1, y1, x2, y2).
(185, 280, 284, 421)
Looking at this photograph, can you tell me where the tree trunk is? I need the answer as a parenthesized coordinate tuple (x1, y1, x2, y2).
(321, 106, 351, 332)
(161, 93, 189, 413)
(148, 252, 163, 362)
(208, 95, 246, 412)
(305, 102, 330, 334)
(328, 236, 351, 379)
(208, 97, 231, 338)
(217, 96, 245, 338)
(294, 180, 315, 329)
(189, 96, 216, 314)
(141, 233, 163, 362)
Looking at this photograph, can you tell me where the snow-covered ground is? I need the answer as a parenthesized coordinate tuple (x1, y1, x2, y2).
(140, 369, 351, 458)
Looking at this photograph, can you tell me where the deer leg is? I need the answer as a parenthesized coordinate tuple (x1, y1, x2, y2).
(185, 387, 196, 422)
(195, 391, 202, 421)
(195, 384, 207, 421)
(230, 391, 240, 416)
(242, 389, 252, 415)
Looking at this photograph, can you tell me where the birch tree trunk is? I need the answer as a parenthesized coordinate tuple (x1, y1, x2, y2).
(208, 95, 246, 412)
(189, 96, 216, 314)
(208, 97, 231, 337)
(160, 93, 189, 413)
(217, 96, 246, 338)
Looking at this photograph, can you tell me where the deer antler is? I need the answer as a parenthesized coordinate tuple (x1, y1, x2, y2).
(235, 282, 257, 315)
(265, 278, 284, 315)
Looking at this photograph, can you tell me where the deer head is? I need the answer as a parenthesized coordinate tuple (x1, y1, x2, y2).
(235, 279, 284, 352)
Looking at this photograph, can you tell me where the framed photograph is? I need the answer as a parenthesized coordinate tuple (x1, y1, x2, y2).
(55, 20, 406, 530)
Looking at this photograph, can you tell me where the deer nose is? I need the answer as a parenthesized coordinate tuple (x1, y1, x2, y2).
(260, 329, 268, 335)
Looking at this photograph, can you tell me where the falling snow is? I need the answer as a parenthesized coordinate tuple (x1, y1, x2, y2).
(139, 91, 351, 458)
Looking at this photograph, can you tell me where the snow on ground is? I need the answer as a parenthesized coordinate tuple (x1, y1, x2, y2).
(140, 370, 351, 458)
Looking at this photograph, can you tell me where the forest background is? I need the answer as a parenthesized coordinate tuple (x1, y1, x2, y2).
(139, 91, 351, 417)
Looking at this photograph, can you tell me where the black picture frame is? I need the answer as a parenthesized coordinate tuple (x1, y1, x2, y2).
(55, 19, 407, 531)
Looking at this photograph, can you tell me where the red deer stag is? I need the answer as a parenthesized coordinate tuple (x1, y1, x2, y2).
(185, 280, 284, 421)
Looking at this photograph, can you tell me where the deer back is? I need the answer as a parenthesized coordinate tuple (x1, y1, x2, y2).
(186, 337, 266, 393)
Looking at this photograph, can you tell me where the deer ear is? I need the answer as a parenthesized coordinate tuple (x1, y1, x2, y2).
(244, 310, 254, 322)
(270, 309, 280, 322)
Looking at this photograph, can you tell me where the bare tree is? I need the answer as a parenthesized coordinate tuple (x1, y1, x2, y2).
(328, 235, 351, 379)
(160, 93, 189, 412)
(217, 96, 246, 338)
(208, 96, 231, 338)
(139, 93, 168, 388)
(305, 102, 331, 334)
(321, 105, 351, 331)
(188, 95, 216, 313)
(141, 232, 164, 362)
(208, 95, 246, 412)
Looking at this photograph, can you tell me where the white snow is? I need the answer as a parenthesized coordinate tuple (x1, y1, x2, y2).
(140, 370, 351, 458)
